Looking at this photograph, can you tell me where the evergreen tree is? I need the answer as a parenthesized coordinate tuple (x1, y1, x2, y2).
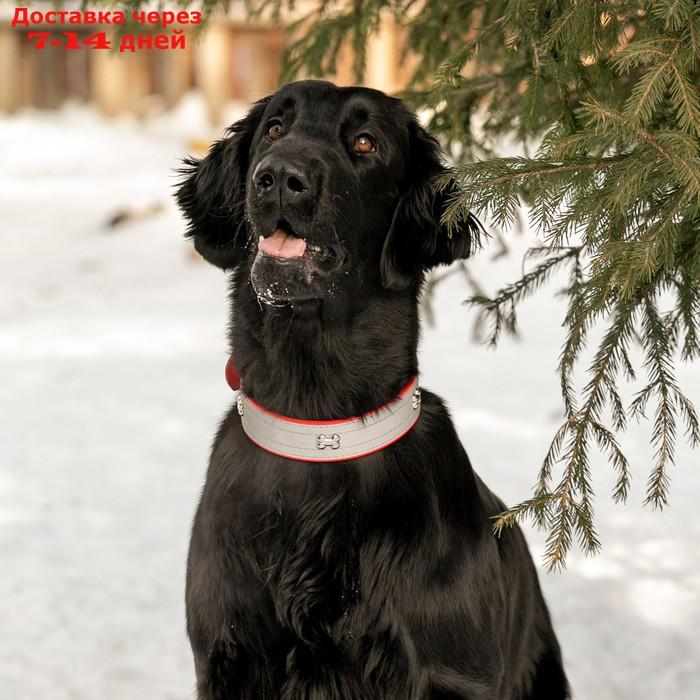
(156, 0, 700, 569)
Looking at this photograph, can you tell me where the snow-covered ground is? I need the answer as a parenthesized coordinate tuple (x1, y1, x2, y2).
(1, 97, 698, 699)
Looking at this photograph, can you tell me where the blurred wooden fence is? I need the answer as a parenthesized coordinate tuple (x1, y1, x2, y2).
(0, 12, 414, 122)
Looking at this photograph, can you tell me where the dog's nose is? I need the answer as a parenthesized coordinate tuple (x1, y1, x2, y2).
(254, 156, 313, 205)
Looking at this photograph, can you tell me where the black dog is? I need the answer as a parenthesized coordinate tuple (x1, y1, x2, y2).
(177, 80, 569, 700)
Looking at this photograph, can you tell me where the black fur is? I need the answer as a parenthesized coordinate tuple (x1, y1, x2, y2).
(177, 80, 569, 699)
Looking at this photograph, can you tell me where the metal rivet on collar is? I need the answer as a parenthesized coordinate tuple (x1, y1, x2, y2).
(412, 388, 422, 410)
(316, 433, 341, 450)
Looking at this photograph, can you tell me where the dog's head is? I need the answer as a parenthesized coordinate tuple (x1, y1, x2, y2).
(177, 80, 481, 307)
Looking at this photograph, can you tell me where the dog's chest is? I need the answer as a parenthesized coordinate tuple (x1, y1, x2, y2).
(245, 485, 428, 686)
(259, 472, 439, 628)
(249, 477, 361, 622)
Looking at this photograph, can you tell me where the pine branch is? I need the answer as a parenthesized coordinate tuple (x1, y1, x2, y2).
(210, 0, 700, 569)
(465, 247, 581, 345)
(630, 295, 700, 508)
(623, 44, 678, 127)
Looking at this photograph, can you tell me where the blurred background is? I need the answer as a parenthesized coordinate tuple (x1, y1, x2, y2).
(0, 2, 412, 118)
(1, 3, 699, 699)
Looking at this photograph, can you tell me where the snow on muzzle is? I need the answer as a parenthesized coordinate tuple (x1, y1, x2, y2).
(251, 230, 347, 305)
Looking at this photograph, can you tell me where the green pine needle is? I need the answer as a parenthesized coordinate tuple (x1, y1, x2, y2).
(165, 0, 700, 570)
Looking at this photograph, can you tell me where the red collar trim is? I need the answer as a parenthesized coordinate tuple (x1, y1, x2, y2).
(244, 377, 417, 426)
(226, 356, 417, 425)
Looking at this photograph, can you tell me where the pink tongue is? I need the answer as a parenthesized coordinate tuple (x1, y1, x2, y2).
(258, 230, 307, 259)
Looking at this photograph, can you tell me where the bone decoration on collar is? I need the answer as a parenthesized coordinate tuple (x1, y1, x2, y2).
(228, 367, 421, 463)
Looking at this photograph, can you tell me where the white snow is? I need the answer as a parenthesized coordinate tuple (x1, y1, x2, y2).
(1, 97, 698, 699)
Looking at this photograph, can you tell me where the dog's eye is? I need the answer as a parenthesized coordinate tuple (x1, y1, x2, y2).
(353, 133, 376, 154)
(267, 121, 283, 141)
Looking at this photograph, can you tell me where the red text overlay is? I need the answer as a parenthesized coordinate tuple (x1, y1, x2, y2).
(11, 7, 202, 52)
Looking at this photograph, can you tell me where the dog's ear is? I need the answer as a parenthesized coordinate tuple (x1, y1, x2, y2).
(176, 98, 269, 269)
(380, 120, 483, 290)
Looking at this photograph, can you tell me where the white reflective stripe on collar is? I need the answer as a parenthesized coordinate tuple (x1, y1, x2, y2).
(237, 377, 421, 462)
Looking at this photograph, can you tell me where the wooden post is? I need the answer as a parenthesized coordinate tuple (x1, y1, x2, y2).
(0, 27, 21, 111)
(91, 40, 151, 117)
(365, 14, 416, 93)
(34, 46, 66, 109)
(153, 39, 193, 109)
(229, 28, 284, 102)
(194, 21, 231, 124)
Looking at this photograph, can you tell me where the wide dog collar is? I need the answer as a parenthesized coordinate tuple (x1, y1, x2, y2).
(228, 363, 421, 463)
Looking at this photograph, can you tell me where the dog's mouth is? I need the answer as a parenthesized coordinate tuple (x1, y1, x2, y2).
(257, 220, 344, 267)
(251, 220, 347, 306)
(258, 221, 307, 259)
